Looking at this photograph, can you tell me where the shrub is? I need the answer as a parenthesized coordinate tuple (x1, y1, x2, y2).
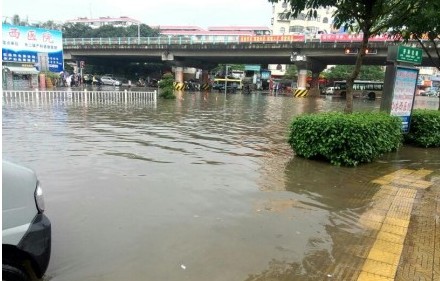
(404, 109, 440, 147)
(158, 73, 175, 99)
(288, 112, 403, 166)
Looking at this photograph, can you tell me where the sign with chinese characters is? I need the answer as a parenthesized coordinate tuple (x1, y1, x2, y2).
(2, 24, 63, 72)
(390, 66, 419, 133)
(396, 46, 422, 64)
(239, 35, 305, 43)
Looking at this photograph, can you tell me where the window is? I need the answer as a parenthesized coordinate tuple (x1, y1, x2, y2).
(289, 26, 304, 33)
(323, 17, 329, 24)
(278, 13, 288, 20)
(282, 2, 287, 8)
(280, 27, 285, 34)
(306, 26, 318, 33)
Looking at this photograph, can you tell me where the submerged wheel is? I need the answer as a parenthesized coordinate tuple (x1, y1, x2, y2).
(340, 91, 346, 99)
(368, 92, 376, 100)
(2, 264, 30, 281)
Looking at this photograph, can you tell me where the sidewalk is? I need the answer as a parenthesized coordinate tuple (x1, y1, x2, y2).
(395, 170, 439, 281)
(323, 168, 439, 281)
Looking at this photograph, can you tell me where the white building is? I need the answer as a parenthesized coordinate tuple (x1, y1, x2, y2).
(65, 16, 140, 28)
(269, 2, 337, 77)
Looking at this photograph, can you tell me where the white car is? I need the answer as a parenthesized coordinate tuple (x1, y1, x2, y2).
(100, 76, 122, 86)
(325, 87, 335, 95)
(2, 160, 51, 281)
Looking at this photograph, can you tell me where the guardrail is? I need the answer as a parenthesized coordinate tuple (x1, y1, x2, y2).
(62, 34, 431, 47)
(2, 90, 157, 105)
(63, 36, 242, 46)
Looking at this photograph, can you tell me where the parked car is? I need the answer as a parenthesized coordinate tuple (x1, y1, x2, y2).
(422, 90, 440, 97)
(2, 160, 51, 281)
(325, 87, 335, 95)
(100, 76, 122, 86)
(83, 74, 103, 85)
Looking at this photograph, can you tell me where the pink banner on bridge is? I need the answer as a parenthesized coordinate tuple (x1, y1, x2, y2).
(320, 33, 393, 42)
(239, 35, 305, 43)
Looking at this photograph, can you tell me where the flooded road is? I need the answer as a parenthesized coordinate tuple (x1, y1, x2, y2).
(2, 92, 440, 281)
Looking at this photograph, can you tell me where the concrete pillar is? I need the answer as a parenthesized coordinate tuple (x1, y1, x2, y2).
(308, 71, 321, 96)
(308, 60, 326, 96)
(202, 70, 209, 84)
(297, 69, 308, 89)
(174, 67, 184, 83)
(200, 69, 210, 91)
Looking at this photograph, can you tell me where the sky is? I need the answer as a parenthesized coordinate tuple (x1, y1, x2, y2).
(2, 0, 274, 28)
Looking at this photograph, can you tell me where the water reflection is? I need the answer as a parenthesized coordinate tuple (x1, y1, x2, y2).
(2, 92, 439, 281)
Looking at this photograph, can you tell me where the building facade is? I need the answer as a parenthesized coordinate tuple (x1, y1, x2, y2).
(269, 2, 337, 77)
(271, 2, 336, 36)
(65, 16, 140, 28)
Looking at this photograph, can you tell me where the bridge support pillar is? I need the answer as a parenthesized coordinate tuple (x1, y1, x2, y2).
(294, 59, 326, 96)
(200, 70, 210, 91)
(308, 60, 326, 97)
(174, 67, 184, 83)
(308, 71, 321, 96)
(297, 69, 308, 90)
(202, 70, 209, 84)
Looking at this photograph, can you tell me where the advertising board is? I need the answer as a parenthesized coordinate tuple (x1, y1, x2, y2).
(2, 23, 63, 72)
(390, 66, 419, 133)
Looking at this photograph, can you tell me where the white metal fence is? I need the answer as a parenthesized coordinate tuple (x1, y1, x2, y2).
(2, 90, 157, 105)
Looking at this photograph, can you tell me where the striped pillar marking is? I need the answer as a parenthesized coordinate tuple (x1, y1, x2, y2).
(201, 83, 211, 91)
(293, 89, 308, 97)
(173, 82, 185, 90)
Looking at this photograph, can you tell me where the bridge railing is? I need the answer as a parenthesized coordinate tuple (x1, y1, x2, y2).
(63, 36, 242, 46)
(62, 34, 423, 47)
(2, 90, 157, 106)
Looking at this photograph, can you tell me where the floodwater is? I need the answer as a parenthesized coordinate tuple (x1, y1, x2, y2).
(2, 91, 440, 281)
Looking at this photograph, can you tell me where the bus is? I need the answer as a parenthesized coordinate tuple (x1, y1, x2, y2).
(212, 78, 243, 92)
(333, 80, 384, 100)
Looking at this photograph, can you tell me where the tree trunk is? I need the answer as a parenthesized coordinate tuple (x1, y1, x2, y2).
(344, 33, 370, 113)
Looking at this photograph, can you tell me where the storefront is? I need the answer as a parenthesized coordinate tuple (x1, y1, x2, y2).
(2, 63, 39, 89)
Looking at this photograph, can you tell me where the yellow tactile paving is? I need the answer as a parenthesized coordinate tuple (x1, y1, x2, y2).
(412, 169, 433, 178)
(383, 217, 410, 228)
(395, 187, 418, 198)
(367, 248, 402, 265)
(411, 180, 432, 189)
(356, 168, 433, 281)
(376, 230, 407, 244)
(357, 271, 394, 281)
(369, 240, 404, 255)
(361, 259, 397, 278)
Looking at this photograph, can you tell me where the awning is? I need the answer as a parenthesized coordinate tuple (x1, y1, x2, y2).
(4, 66, 39, 75)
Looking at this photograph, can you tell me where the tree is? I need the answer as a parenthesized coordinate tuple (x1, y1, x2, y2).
(158, 73, 176, 99)
(269, 0, 418, 113)
(323, 65, 384, 81)
(61, 23, 159, 38)
(387, 0, 440, 110)
(284, 65, 298, 80)
(62, 23, 94, 38)
(38, 20, 62, 30)
(8, 14, 28, 26)
(389, 0, 440, 71)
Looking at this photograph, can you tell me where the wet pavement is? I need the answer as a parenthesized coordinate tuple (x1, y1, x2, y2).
(2, 91, 439, 281)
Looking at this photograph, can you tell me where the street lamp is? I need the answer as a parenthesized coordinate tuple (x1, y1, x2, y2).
(137, 23, 140, 42)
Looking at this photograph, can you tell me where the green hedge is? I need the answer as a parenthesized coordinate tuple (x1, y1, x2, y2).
(405, 109, 440, 147)
(288, 112, 403, 166)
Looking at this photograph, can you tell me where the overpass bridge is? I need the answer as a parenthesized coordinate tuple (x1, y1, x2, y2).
(63, 35, 439, 93)
(63, 35, 439, 70)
